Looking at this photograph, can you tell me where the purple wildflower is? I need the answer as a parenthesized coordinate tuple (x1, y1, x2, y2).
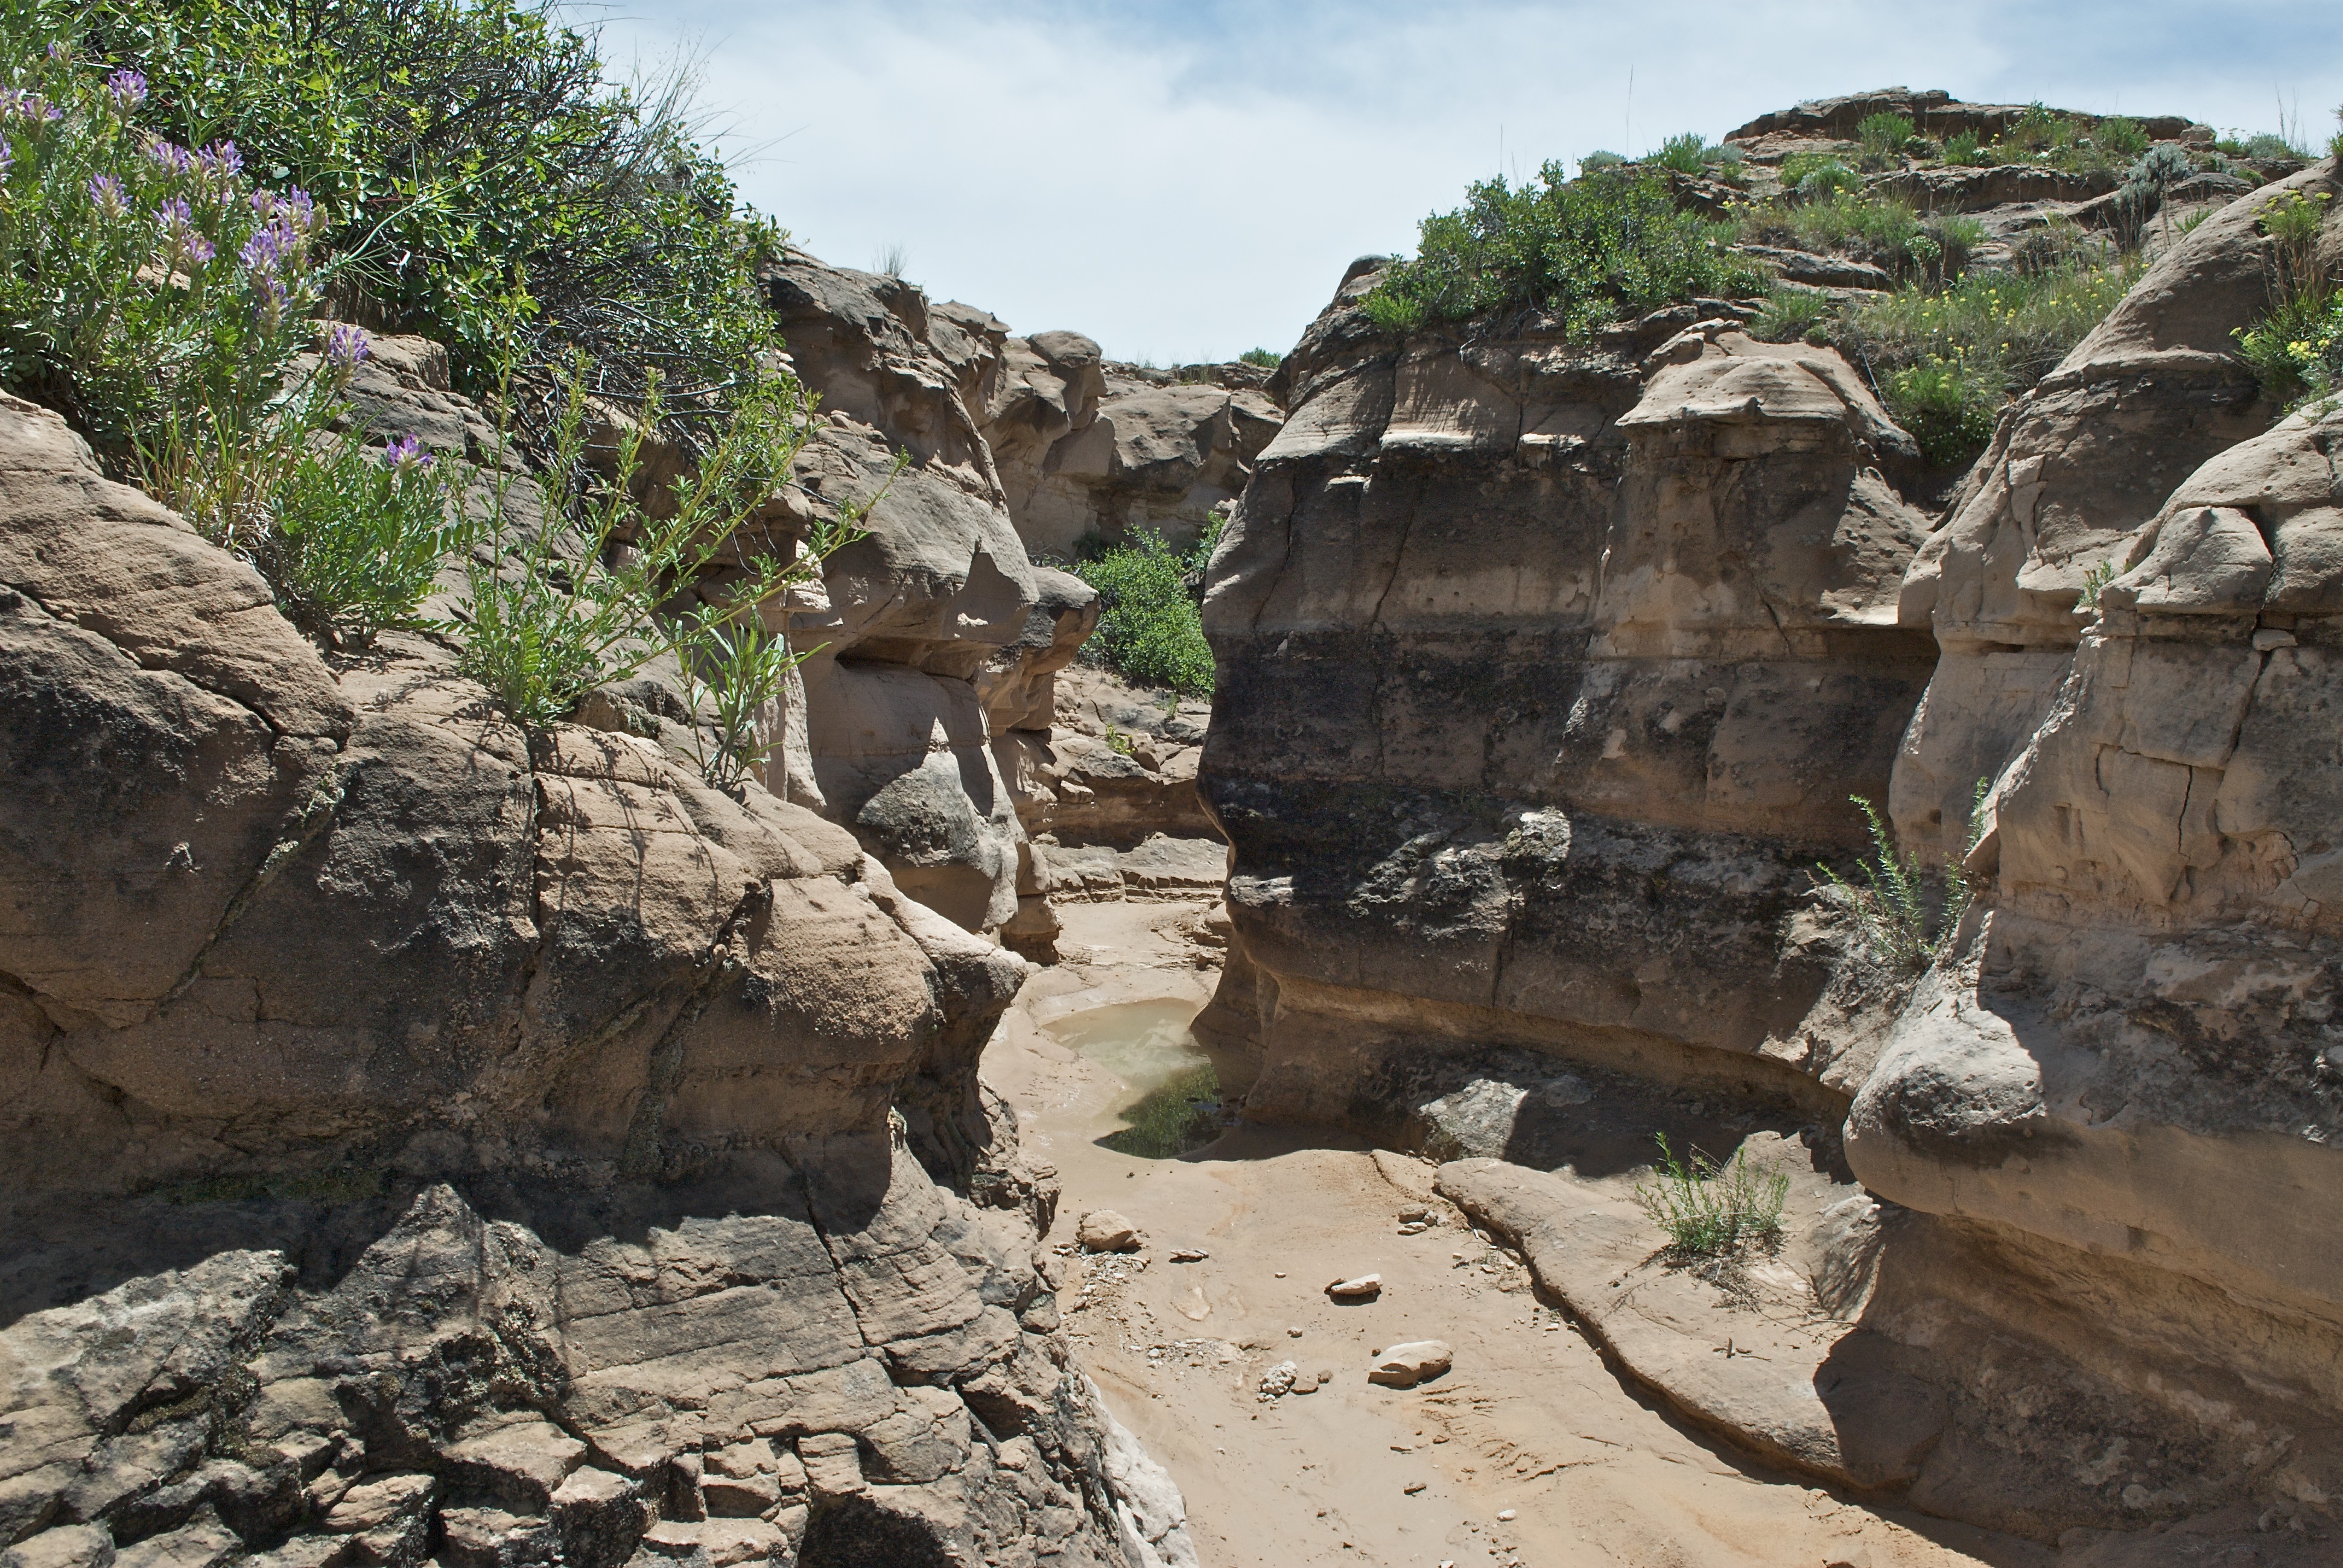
(106, 69, 147, 113)
(325, 322, 370, 368)
(0, 142, 12, 183)
(147, 138, 192, 175)
(45, 42, 69, 62)
(197, 141, 241, 179)
(183, 233, 214, 268)
(88, 174, 128, 220)
(0, 89, 61, 125)
(378, 434, 433, 473)
(250, 271, 287, 330)
(282, 186, 319, 233)
(239, 218, 299, 276)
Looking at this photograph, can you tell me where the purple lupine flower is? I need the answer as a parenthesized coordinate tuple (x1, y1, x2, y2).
(197, 141, 241, 178)
(0, 89, 61, 124)
(239, 219, 295, 276)
(378, 434, 433, 473)
(0, 142, 13, 183)
(282, 186, 319, 233)
(106, 69, 147, 113)
(325, 322, 370, 368)
(45, 41, 69, 62)
(88, 174, 128, 219)
(250, 271, 287, 330)
(147, 138, 192, 175)
(183, 233, 214, 268)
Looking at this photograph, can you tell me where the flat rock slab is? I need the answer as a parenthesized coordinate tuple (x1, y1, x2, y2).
(1435, 1158, 1945, 1491)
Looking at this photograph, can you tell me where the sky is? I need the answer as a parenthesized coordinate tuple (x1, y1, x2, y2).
(580, 1, 2343, 365)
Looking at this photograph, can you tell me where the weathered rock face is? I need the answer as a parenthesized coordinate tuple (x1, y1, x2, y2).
(757, 253, 1040, 935)
(1845, 159, 2343, 1531)
(0, 392, 1191, 1567)
(1197, 264, 1936, 1124)
(1890, 163, 2339, 862)
(978, 339, 1282, 558)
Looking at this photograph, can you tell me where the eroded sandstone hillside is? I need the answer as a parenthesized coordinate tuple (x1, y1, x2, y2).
(1197, 90, 2343, 1545)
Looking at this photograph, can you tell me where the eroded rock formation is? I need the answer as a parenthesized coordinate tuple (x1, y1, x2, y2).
(0, 378, 1194, 1567)
(1197, 147, 2343, 1543)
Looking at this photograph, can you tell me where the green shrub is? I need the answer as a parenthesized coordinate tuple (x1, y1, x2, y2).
(1634, 1133, 1789, 1256)
(1817, 789, 1985, 973)
(68, 0, 777, 450)
(1796, 162, 1862, 201)
(1071, 523, 1219, 695)
(457, 363, 860, 777)
(1856, 112, 1913, 163)
(250, 415, 471, 649)
(2096, 116, 2150, 159)
(1361, 164, 1764, 338)
(1884, 357, 2005, 466)
(1942, 130, 1986, 165)
(1238, 347, 1279, 367)
(1077, 520, 1220, 692)
(2074, 558, 2119, 613)
(1579, 150, 1626, 171)
(2234, 189, 2338, 407)
(1653, 131, 1708, 175)
(1100, 1061, 1223, 1159)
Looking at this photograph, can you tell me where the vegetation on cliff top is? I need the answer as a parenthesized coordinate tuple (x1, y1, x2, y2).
(1361, 164, 1764, 338)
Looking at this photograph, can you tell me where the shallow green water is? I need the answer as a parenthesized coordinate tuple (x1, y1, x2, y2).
(1044, 999, 1228, 1157)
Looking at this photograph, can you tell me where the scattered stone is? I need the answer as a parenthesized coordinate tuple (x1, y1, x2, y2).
(1368, 1341, 1454, 1388)
(1078, 1211, 1142, 1252)
(1169, 1248, 1210, 1262)
(1290, 1373, 1319, 1394)
(1287, 1325, 1304, 1337)
(1325, 1272, 1382, 1300)
(1496, 1508, 1517, 1521)
(1404, 1482, 1428, 1494)
(1398, 1222, 1428, 1235)
(1258, 1361, 1298, 1399)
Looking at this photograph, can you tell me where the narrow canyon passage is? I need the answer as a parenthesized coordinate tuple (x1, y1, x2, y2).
(988, 901, 2044, 1568)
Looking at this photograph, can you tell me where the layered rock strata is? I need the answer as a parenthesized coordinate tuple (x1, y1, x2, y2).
(0, 385, 1193, 1567)
(1197, 265, 1936, 1121)
(1198, 142, 2343, 1542)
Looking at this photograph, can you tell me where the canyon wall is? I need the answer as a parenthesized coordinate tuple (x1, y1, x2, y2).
(1196, 267, 1936, 1122)
(0, 333, 1193, 1567)
(1199, 147, 2343, 1538)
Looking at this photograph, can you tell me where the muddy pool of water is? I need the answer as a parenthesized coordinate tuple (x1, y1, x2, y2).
(1041, 998, 1240, 1157)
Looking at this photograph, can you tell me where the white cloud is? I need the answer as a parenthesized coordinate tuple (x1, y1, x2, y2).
(587, 1, 2343, 362)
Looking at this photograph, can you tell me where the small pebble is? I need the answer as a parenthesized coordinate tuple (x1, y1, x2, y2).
(1288, 1325, 1304, 1337)
(1496, 1508, 1517, 1521)
(1404, 1481, 1427, 1494)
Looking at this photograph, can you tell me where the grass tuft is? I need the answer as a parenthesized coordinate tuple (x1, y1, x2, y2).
(1100, 1062, 1223, 1158)
(1634, 1133, 1789, 1256)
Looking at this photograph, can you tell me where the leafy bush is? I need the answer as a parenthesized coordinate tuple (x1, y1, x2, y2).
(1796, 162, 1862, 201)
(457, 364, 861, 783)
(1071, 523, 1220, 695)
(249, 410, 471, 649)
(67, 0, 778, 450)
(1579, 150, 1626, 171)
(1818, 789, 1985, 973)
(1634, 1133, 1789, 1256)
(1734, 191, 1917, 269)
(1942, 130, 1989, 166)
(1238, 347, 1280, 367)
(1361, 163, 1763, 338)
(0, 36, 463, 647)
(1100, 1061, 1223, 1159)
(1885, 356, 2005, 466)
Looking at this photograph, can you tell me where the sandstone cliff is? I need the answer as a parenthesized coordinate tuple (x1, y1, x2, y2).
(1197, 126, 2343, 1543)
(0, 368, 1193, 1568)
